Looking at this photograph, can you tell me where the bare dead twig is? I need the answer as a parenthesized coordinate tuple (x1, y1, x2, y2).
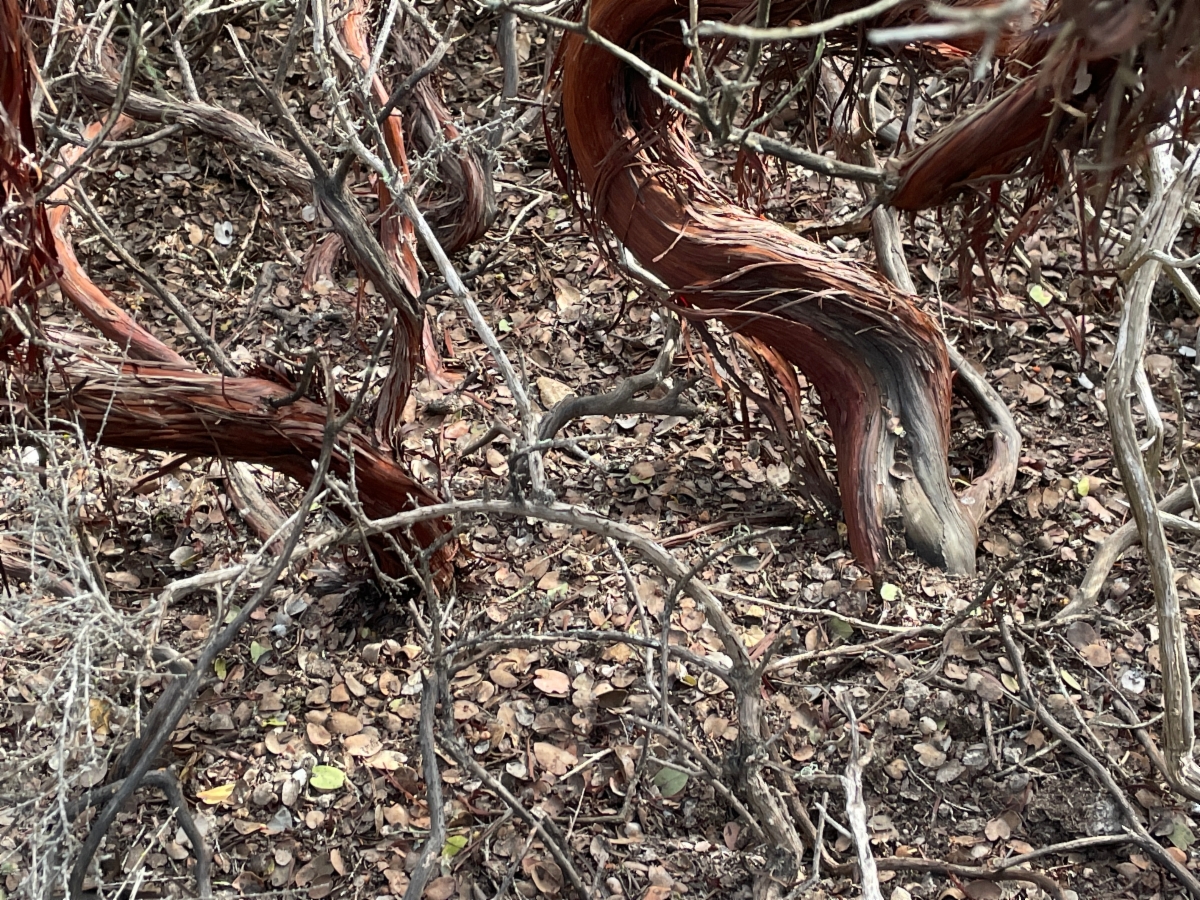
(267, 346, 320, 408)
(699, 0, 905, 41)
(67, 388, 345, 898)
(401, 674, 446, 900)
(998, 614, 1200, 900)
(536, 312, 700, 444)
(497, 11, 519, 102)
(1104, 137, 1200, 801)
(623, 715, 767, 845)
(490, 0, 884, 182)
(1070, 476, 1200, 614)
(222, 461, 287, 547)
(35, 0, 145, 203)
(62, 770, 211, 899)
(274, 0, 311, 92)
(439, 733, 591, 897)
(874, 856, 1065, 900)
(834, 693, 882, 900)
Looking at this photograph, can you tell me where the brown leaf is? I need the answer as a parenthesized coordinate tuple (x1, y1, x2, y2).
(536, 376, 575, 407)
(964, 881, 1002, 900)
(307, 722, 331, 746)
(629, 460, 656, 482)
(378, 671, 402, 696)
(723, 821, 741, 850)
(1021, 381, 1046, 404)
(343, 672, 367, 697)
(105, 571, 141, 589)
(974, 672, 1005, 702)
(365, 750, 404, 770)
(1065, 621, 1100, 649)
(1081, 642, 1112, 667)
(533, 741, 577, 776)
(913, 743, 946, 768)
(1145, 354, 1174, 380)
(521, 855, 564, 895)
(490, 662, 520, 688)
(533, 668, 570, 696)
(424, 876, 456, 900)
(327, 711, 363, 736)
(453, 700, 479, 720)
(344, 733, 382, 757)
(984, 816, 1011, 841)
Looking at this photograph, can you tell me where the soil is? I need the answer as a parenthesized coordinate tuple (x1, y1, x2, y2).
(3, 4, 1200, 900)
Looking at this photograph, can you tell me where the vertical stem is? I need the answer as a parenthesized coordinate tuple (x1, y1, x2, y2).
(1107, 139, 1200, 800)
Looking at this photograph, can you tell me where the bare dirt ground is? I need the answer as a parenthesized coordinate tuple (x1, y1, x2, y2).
(3, 4, 1200, 900)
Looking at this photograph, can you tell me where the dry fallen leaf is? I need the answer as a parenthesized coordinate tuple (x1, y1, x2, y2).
(522, 855, 564, 895)
(424, 875, 456, 900)
(344, 733, 383, 757)
(973, 672, 1006, 702)
(490, 661, 520, 688)
(533, 741, 578, 776)
(1081, 641, 1112, 667)
(378, 670, 402, 696)
(327, 711, 363, 736)
(533, 668, 570, 696)
(913, 742, 946, 768)
(984, 816, 1011, 841)
(536, 376, 575, 407)
(307, 722, 332, 746)
(365, 750, 404, 770)
(963, 880, 1002, 900)
(196, 782, 237, 805)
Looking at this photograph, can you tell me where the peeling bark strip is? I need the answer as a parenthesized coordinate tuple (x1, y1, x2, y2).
(0, 0, 54, 352)
(46, 114, 191, 367)
(0, 0, 456, 582)
(554, 0, 981, 573)
(341, 0, 423, 299)
(395, 31, 498, 255)
(27, 345, 454, 580)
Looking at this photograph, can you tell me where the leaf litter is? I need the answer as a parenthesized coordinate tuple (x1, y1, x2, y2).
(2, 5, 1200, 900)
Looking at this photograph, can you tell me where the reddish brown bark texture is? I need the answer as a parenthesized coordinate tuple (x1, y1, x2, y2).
(32, 347, 452, 576)
(893, 1, 1200, 209)
(2, 0, 456, 582)
(556, 0, 983, 573)
(555, 0, 1196, 574)
(0, 0, 54, 353)
(342, 0, 424, 300)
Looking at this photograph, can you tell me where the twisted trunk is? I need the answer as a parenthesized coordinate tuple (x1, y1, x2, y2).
(556, 0, 980, 572)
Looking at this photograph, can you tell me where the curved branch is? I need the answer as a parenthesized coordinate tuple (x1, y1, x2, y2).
(554, 0, 979, 573)
(23, 336, 455, 580)
(1069, 476, 1200, 615)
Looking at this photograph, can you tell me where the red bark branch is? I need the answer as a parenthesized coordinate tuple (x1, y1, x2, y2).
(1, 0, 455, 583)
(0, 0, 54, 353)
(342, 0, 422, 299)
(555, 0, 981, 573)
(22, 338, 453, 579)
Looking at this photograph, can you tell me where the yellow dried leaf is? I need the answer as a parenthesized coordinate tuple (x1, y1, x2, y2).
(196, 782, 236, 805)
